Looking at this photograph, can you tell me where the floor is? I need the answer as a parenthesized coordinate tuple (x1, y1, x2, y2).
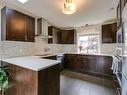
(60, 71, 116, 95)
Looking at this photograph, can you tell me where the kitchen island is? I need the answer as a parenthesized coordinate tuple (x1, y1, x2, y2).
(1, 56, 61, 95)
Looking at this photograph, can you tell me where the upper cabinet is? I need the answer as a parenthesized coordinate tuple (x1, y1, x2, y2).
(48, 26, 77, 44)
(102, 22, 117, 43)
(117, 0, 127, 30)
(37, 18, 48, 38)
(57, 29, 77, 44)
(48, 26, 61, 44)
(1, 7, 35, 42)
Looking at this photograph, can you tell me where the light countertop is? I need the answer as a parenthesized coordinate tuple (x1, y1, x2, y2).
(65, 52, 113, 57)
(0, 52, 113, 71)
(34, 52, 113, 57)
(1, 56, 61, 71)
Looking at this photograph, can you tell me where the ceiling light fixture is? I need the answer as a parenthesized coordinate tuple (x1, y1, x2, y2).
(17, 0, 29, 4)
(63, 0, 76, 15)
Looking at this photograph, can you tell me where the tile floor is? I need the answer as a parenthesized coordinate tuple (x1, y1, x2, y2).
(60, 71, 116, 95)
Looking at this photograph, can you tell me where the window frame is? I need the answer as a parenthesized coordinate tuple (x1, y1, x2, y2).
(78, 33, 100, 54)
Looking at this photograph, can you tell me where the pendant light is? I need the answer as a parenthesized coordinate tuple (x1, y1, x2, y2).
(63, 0, 76, 15)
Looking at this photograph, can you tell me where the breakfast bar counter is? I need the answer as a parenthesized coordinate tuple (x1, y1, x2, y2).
(1, 56, 61, 95)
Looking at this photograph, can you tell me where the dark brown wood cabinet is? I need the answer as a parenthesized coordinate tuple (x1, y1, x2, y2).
(117, 0, 126, 30)
(47, 26, 77, 44)
(2, 62, 60, 95)
(26, 16, 35, 42)
(102, 22, 117, 43)
(65, 54, 113, 79)
(117, 1, 122, 30)
(48, 26, 61, 44)
(1, 7, 35, 42)
(57, 29, 77, 44)
(43, 55, 57, 60)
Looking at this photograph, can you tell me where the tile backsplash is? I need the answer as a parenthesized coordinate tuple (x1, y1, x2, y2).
(0, 36, 77, 59)
(61, 45, 77, 53)
(0, 38, 117, 59)
(0, 41, 35, 59)
(0, 37, 50, 59)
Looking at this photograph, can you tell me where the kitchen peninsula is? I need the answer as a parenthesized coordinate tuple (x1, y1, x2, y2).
(1, 56, 61, 95)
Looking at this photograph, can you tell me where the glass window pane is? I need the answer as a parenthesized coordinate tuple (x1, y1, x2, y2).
(78, 34, 99, 53)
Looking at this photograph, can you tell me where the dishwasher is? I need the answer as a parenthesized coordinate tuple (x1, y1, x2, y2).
(57, 54, 65, 71)
(43, 54, 65, 71)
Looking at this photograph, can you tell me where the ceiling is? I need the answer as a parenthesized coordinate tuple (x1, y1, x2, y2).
(0, 0, 119, 28)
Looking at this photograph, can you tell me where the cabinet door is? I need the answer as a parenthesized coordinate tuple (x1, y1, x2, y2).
(65, 54, 76, 68)
(1, 7, 35, 42)
(48, 26, 60, 44)
(103, 56, 113, 75)
(117, 3, 122, 30)
(72, 55, 84, 71)
(57, 30, 76, 44)
(66, 30, 76, 44)
(65, 54, 83, 70)
(102, 24, 113, 43)
(96, 56, 113, 77)
(78, 55, 96, 73)
(57, 31, 62, 44)
(121, 0, 127, 12)
(6, 9, 26, 41)
(102, 23, 117, 43)
(53, 28, 59, 43)
(112, 22, 117, 43)
(61, 31, 68, 44)
(26, 16, 35, 42)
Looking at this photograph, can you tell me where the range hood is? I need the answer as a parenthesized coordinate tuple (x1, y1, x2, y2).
(36, 18, 53, 39)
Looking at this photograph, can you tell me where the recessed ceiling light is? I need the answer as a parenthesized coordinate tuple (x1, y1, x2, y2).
(17, 0, 29, 4)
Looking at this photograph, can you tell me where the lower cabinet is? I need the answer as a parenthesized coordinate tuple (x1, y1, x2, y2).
(2, 63, 60, 95)
(65, 54, 113, 79)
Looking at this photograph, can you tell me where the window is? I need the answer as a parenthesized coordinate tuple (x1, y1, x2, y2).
(78, 34, 100, 53)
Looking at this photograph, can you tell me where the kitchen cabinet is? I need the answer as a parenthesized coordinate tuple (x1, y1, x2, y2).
(117, 0, 126, 30)
(65, 54, 113, 79)
(102, 22, 117, 43)
(2, 62, 60, 95)
(37, 18, 48, 37)
(121, 0, 127, 12)
(1, 7, 35, 42)
(26, 16, 35, 42)
(117, 1, 122, 30)
(48, 26, 61, 44)
(57, 29, 77, 44)
(43, 55, 57, 60)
